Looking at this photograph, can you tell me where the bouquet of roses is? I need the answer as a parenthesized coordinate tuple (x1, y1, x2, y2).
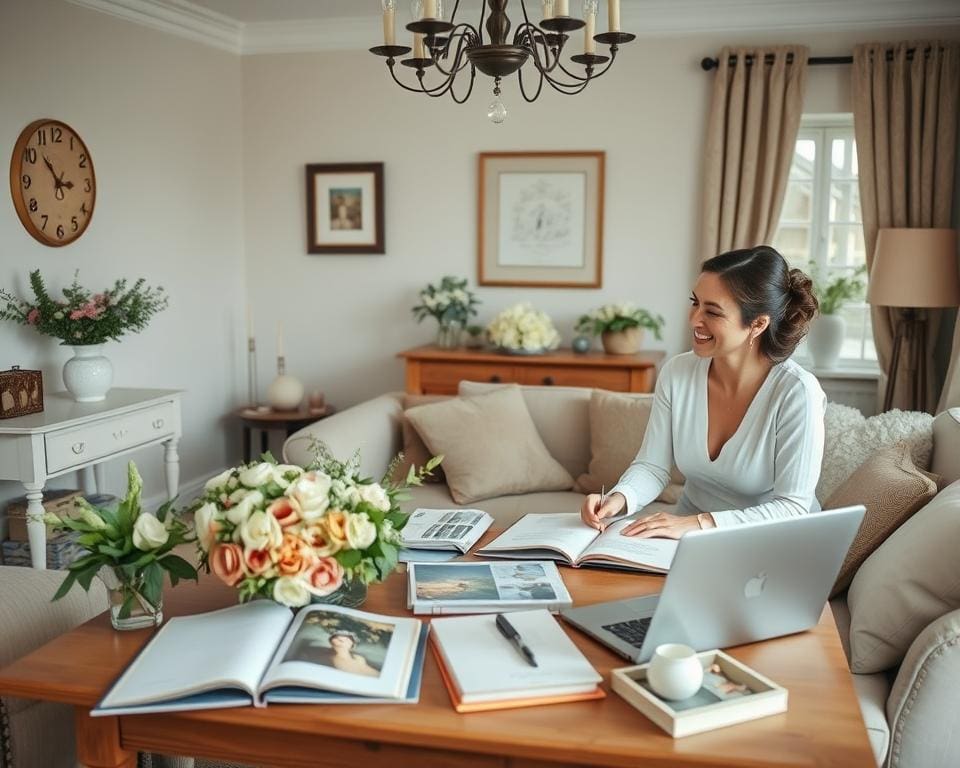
(411, 275, 480, 327)
(487, 302, 561, 352)
(194, 447, 440, 608)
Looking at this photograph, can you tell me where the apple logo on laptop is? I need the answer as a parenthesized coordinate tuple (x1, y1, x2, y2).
(744, 572, 767, 599)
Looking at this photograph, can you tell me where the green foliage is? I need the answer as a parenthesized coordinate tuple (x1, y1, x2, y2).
(411, 275, 480, 326)
(810, 264, 867, 315)
(575, 303, 666, 340)
(0, 269, 168, 345)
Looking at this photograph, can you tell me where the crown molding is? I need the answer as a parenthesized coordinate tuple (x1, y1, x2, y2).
(65, 0, 242, 53)
(66, 0, 960, 56)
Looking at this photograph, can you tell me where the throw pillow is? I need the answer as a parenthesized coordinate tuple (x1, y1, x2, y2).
(405, 386, 574, 504)
(817, 404, 934, 502)
(847, 479, 960, 674)
(827, 442, 938, 597)
(574, 389, 685, 503)
(391, 394, 449, 485)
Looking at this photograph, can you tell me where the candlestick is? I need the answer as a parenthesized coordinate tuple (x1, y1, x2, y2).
(247, 336, 258, 407)
(608, 0, 620, 32)
(584, 9, 595, 53)
(276, 321, 284, 358)
(413, 32, 425, 58)
(382, 5, 395, 45)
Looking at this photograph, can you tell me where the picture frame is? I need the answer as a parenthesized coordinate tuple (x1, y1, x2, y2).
(306, 162, 384, 254)
(478, 151, 604, 288)
(611, 649, 788, 738)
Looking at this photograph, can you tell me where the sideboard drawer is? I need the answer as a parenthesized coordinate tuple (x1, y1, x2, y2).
(519, 365, 631, 391)
(45, 402, 177, 473)
(419, 362, 516, 394)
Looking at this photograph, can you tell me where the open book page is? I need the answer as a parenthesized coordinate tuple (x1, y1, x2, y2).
(259, 604, 421, 701)
(476, 513, 599, 564)
(98, 600, 293, 710)
(402, 508, 493, 552)
(578, 517, 678, 572)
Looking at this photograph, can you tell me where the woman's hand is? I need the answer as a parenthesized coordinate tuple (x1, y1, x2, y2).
(580, 492, 626, 531)
(620, 511, 706, 539)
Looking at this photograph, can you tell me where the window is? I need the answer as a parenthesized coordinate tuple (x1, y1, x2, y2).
(773, 116, 877, 365)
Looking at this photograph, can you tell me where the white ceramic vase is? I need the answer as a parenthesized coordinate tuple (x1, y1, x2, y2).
(63, 344, 113, 402)
(808, 314, 845, 370)
(267, 374, 304, 410)
(646, 643, 704, 701)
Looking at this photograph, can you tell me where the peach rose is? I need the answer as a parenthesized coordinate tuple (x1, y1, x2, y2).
(210, 543, 244, 586)
(244, 546, 274, 576)
(302, 556, 343, 597)
(277, 532, 312, 576)
(301, 522, 342, 557)
(324, 509, 349, 547)
(267, 497, 300, 529)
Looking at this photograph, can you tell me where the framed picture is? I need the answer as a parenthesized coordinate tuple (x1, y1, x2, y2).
(306, 163, 384, 254)
(478, 151, 604, 288)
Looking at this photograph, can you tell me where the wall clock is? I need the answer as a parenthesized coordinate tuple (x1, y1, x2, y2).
(9, 119, 96, 247)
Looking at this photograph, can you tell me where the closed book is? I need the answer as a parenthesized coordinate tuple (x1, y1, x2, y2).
(430, 609, 602, 711)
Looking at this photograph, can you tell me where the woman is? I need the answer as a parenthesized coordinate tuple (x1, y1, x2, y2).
(581, 245, 823, 538)
(328, 631, 380, 677)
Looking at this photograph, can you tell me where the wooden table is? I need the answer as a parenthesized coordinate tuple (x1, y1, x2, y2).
(0, 540, 875, 768)
(235, 405, 333, 463)
(398, 345, 665, 395)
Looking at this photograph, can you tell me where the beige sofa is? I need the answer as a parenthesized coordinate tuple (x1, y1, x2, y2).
(285, 385, 960, 768)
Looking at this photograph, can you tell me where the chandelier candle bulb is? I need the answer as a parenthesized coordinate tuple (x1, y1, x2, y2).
(541, 0, 554, 20)
(414, 32, 425, 58)
(584, 2, 596, 53)
(423, 0, 437, 18)
(556, 0, 569, 15)
(382, 1, 396, 45)
(608, 0, 620, 31)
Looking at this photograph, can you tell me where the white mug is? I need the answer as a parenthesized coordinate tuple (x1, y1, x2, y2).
(646, 643, 704, 701)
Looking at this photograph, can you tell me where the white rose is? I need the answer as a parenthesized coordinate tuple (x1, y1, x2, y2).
(271, 464, 304, 489)
(133, 514, 169, 551)
(358, 483, 391, 512)
(238, 462, 274, 489)
(286, 473, 331, 520)
(345, 512, 377, 550)
(273, 576, 310, 607)
(193, 502, 218, 551)
(239, 509, 283, 551)
(227, 490, 264, 526)
(204, 468, 234, 493)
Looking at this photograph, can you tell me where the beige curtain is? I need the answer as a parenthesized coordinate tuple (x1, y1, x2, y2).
(700, 46, 809, 260)
(852, 41, 960, 413)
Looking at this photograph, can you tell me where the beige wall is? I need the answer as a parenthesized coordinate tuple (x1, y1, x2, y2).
(241, 24, 960, 408)
(0, 0, 244, 520)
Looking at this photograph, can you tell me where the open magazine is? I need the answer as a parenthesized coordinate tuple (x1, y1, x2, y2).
(401, 508, 493, 553)
(407, 560, 573, 614)
(475, 513, 677, 574)
(92, 601, 428, 716)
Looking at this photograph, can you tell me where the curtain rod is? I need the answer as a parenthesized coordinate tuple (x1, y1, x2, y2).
(700, 46, 929, 71)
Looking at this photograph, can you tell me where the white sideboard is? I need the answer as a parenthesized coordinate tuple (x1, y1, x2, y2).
(0, 389, 182, 569)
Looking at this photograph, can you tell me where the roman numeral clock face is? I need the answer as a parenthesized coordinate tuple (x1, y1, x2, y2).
(10, 119, 96, 247)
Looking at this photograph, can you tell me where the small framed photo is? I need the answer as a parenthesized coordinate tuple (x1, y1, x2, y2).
(611, 649, 788, 738)
(478, 151, 604, 288)
(306, 162, 384, 254)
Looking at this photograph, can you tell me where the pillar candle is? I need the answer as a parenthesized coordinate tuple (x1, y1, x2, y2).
(556, 0, 568, 15)
(584, 11, 595, 53)
(608, 0, 620, 32)
(413, 32, 425, 58)
(541, 0, 554, 20)
(424, 0, 437, 18)
(382, 6, 395, 45)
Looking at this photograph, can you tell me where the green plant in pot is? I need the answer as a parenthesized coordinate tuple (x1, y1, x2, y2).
(807, 265, 866, 369)
(464, 324, 485, 349)
(575, 303, 665, 355)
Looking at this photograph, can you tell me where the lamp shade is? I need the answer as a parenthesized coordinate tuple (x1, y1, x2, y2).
(867, 228, 960, 308)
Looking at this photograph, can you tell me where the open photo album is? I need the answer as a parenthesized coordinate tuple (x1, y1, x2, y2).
(92, 600, 429, 716)
(475, 513, 678, 574)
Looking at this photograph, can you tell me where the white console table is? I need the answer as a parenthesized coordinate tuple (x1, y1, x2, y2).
(0, 389, 181, 569)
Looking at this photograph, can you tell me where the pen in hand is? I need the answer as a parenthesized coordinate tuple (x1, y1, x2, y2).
(495, 613, 538, 667)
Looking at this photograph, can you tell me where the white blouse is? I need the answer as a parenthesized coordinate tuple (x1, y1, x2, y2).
(609, 351, 826, 528)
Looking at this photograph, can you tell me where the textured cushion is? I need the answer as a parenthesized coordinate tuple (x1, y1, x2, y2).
(392, 394, 449, 485)
(828, 443, 938, 597)
(573, 390, 685, 502)
(817, 404, 934, 502)
(458, 381, 592, 478)
(406, 386, 574, 504)
(847, 479, 960, 674)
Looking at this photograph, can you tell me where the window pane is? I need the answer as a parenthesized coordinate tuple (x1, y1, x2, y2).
(831, 137, 857, 179)
(772, 225, 810, 266)
(781, 181, 813, 221)
(827, 224, 866, 269)
(838, 303, 877, 361)
(829, 181, 861, 223)
(791, 140, 816, 179)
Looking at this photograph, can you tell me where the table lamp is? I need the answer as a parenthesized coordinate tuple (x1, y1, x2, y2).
(867, 228, 960, 411)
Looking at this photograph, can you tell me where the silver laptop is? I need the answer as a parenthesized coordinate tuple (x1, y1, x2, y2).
(560, 505, 865, 663)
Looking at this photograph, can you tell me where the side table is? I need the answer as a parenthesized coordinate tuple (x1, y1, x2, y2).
(236, 405, 334, 463)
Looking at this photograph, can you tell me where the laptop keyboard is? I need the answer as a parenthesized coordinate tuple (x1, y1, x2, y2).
(602, 617, 652, 648)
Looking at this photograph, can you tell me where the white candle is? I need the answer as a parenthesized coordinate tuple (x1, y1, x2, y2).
(276, 322, 284, 358)
(423, 0, 437, 18)
(382, 6, 395, 45)
(556, 0, 568, 15)
(541, 0, 554, 20)
(608, 0, 620, 32)
(413, 32, 425, 58)
(584, 11, 595, 53)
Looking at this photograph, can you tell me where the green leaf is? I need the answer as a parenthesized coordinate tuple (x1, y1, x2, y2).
(76, 566, 98, 591)
(119, 594, 135, 619)
(98, 544, 127, 558)
(425, 455, 444, 471)
(260, 450, 278, 464)
(51, 570, 78, 601)
(158, 554, 198, 582)
(335, 549, 362, 568)
(141, 562, 164, 607)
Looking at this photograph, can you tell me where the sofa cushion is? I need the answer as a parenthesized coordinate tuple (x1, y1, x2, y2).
(847, 478, 960, 674)
(817, 403, 934, 502)
(392, 394, 449, 485)
(406, 386, 574, 505)
(852, 672, 892, 765)
(573, 389, 685, 503)
(828, 442, 937, 597)
(458, 381, 592, 478)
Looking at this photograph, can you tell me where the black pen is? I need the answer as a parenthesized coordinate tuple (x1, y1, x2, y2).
(495, 613, 538, 667)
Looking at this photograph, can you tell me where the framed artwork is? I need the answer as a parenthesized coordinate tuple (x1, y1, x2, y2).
(478, 151, 604, 288)
(306, 162, 384, 254)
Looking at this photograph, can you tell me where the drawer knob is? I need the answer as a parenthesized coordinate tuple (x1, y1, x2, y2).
(152, 418, 165, 429)
(542, 376, 555, 385)
(489, 375, 502, 383)
(71, 442, 85, 455)
(113, 429, 128, 441)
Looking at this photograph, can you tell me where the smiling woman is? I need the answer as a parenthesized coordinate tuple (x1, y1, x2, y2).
(580, 245, 825, 540)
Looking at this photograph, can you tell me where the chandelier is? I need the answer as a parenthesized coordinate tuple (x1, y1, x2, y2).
(370, 0, 635, 123)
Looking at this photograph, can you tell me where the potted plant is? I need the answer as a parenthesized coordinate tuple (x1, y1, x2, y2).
(575, 303, 665, 355)
(464, 324, 485, 349)
(807, 265, 866, 369)
(411, 276, 480, 349)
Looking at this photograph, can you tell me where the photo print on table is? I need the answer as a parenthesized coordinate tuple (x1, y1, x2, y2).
(282, 609, 395, 678)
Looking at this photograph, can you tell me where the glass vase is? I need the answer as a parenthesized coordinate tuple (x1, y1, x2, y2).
(435, 320, 462, 349)
(99, 566, 163, 630)
(309, 578, 368, 608)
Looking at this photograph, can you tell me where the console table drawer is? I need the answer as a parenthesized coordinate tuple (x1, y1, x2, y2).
(519, 365, 630, 390)
(419, 362, 516, 394)
(46, 402, 177, 472)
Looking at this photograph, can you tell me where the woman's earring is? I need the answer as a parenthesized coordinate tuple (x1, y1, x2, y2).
(749, 336, 755, 349)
